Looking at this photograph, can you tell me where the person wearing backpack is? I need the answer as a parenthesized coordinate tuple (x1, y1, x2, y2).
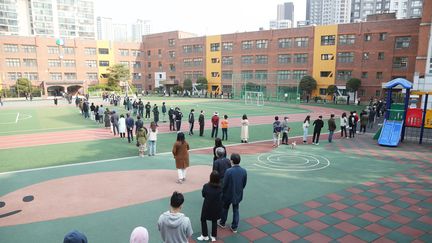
(272, 116, 282, 147)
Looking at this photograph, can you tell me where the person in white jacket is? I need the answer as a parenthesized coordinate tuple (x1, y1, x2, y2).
(119, 114, 126, 139)
(302, 115, 310, 144)
(340, 112, 348, 138)
(148, 122, 158, 156)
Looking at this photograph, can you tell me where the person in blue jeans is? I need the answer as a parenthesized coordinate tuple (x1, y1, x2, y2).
(218, 153, 247, 233)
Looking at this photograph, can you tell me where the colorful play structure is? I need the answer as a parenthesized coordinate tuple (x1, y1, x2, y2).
(377, 78, 432, 147)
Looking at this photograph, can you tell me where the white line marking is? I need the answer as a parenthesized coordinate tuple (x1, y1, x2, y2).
(15, 113, 20, 123)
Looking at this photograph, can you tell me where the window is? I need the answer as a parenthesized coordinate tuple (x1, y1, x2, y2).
(256, 55, 268, 64)
(241, 70, 253, 80)
(183, 45, 192, 53)
(293, 70, 307, 80)
(86, 73, 98, 80)
(321, 35, 336, 45)
(48, 59, 61, 67)
(119, 49, 129, 56)
(148, 74, 152, 79)
(278, 38, 292, 48)
(294, 53, 308, 64)
(147, 62, 152, 68)
(184, 71, 192, 80)
(321, 54, 334, 60)
(23, 59, 37, 67)
(48, 46, 59, 54)
(168, 51, 176, 58)
(4, 44, 19, 52)
(358, 89, 365, 96)
(294, 37, 308, 47)
(169, 64, 176, 71)
(183, 58, 192, 67)
(98, 48, 109, 54)
(64, 73, 77, 80)
(22, 45, 36, 53)
(361, 72, 368, 78)
(7, 72, 22, 80)
(222, 71, 233, 80)
(319, 89, 327, 95)
(376, 72, 383, 79)
(393, 57, 408, 69)
(337, 70, 352, 80)
(222, 42, 233, 51)
(133, 73, 141, 80)
(277, 70, 291, 80)
(378, 52, 385, 60)
(193, 58, 203, 66)
(23, 72, 38, 80)
(99, 61, 109, 67)
(255, 70, 268, 80)
(222, 56, 233, 65)
(395, 37, 411, 49)
(320, 71, 332, 77)
(84, 48, 96, 55)
(147, 50, 151, 56)
(339, 34, 355, 45)
(5, 58, 20, 67)
(63, 47, 75, 55)
(133, 61, 141, 68)
(363, 52, 369, 60)
(211, 58, 220, 63)
(62, 60, 75, 67)
(278, 54, 291, 64)
(364, 34, 372, 41)
(131, 50, 141, 56)
(242, 40, 253, 50)
(193, 71, 203, 80)
(375, 90, 381, 96)
(158, 61, 162, 68)
(379, 33, 387, 41)
(241, 55, 254, 64)
(256, 40, 268, 49)
(210, 43, 220, 52)
(193, 45, 203, 53)
(50, 72, 62, 80)
(211, 72, 219, 77)
(119, 61, 129, 67)
(168, 39, 175, 46)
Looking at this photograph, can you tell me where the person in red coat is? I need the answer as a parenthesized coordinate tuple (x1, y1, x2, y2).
(211, 112, 219, 138)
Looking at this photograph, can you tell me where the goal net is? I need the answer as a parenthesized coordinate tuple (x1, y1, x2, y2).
(245, 91, 265, 106)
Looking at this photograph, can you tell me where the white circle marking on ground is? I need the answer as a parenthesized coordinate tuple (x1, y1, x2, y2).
(254, 151, 330, 172)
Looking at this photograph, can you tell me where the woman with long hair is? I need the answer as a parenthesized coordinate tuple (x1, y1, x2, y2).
(148, 122, 158, 156)
(340, 112, 348, 138)
(240, 114, 249, 143)
(212, 138, 226, 162)
(302, 115, 311, 144)
(172, 132, 190, 183)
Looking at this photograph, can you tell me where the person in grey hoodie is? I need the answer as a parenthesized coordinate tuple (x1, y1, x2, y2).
(158, 191, 193, 243)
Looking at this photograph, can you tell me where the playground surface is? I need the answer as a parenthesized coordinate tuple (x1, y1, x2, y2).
(0, 97, 431, 243)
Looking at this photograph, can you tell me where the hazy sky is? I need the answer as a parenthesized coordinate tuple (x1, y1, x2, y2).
(94, 0, 307, 35)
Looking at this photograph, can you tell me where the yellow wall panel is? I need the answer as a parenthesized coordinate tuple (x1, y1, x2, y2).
(205, 35, 222, 92)
(96, 40, 115, 84)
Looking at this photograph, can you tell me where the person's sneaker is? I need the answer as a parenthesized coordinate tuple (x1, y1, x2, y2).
(230, 226, 238, 233)
(182, 178, 186, 182)
(315, 143, 319, 145)
(211, 236, 216, 242)
(176, 179, 183, 184)
(217, 221, 226, 228)
(312, 142, 315, 145)
(197, 235, 209, 241)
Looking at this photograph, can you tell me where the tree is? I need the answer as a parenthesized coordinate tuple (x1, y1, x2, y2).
(183, 79, 192, 91)
(299, 76, 317, 96)
(15, 78, 32, 97)
(327, 85, 337, 95)
(172, 85, 183, 94)
(106, 64, 131, 88)
(346, 78, 361, 101)
(196, 77, 208, 90)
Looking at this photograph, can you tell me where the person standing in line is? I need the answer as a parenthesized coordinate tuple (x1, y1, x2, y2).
(145, 102, 151, 120)
(54, 96, 58, 106)
(281, 117, 290, 145)
(111, 110, 120, 136)
(328, 114, 336, 143)
(198, 110, 205, 136)
(175, 108, 183, 131)
(218, 153, 247, 233)
(138, 99, 144, 118)
(104, 108, 111, 129)
(90, 102, 95, 120)
(135, 115, 144, 134)
(213, 138, 226, 162)
(272, 116, 282, 147)
(312, 115, 324, 145)
(348, 112, 356, 138)
(240, 114, 249, 143)
(368, 107, 376, 129)
(221, 115, 229, 141)
(212, 147, 231, 183)
(132, 100, 138, 116)
(211, 112, 219, 138)
(158, 191, 193, 243)
(188, 109, 195, 135)
(353, 111, 359, 134)
(197, 171, 222, 242)
(360, 110, 368, 134)
(119, 114, 127, 139)
(82, 100, 89, 118)
(169, 107, 175, 131)
(136, 126, 148, 157)
(172, 132, 189, 183)
(129, 226, 149, 243)
(94, 105, 100, 123)
(340, 112, 348, 138)
(148, 122, 158, 156)
(162, 102, 167, 122)
(126, 113, 135, 143)
(153, 104, 160, 126)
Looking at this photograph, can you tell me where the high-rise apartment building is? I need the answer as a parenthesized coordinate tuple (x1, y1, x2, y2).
(96, 17, 113, 41)
(351, 0, 423, 22)
(113, 24, 128, 42)
(0, 0, 95, 39)
(270, 2, 294, 29)
(307, 0, 352, 25)
(131, 19, 151, 42)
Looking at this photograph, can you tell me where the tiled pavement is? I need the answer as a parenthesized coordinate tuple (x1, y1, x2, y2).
(191, 136, 432, 242)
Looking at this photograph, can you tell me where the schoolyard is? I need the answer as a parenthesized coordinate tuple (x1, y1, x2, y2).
(0, 97, 431, 243)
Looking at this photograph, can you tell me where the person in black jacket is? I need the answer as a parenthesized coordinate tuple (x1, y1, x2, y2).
(197, 171, 222, 242)
(213, 138, 226, 162)
(198, 110, 205, 136)
(153, 104, 159, 126)
(126, 113, 135, 143)
(161, 102, 167, 122)
(312, 115, 324, 145)
(348, 112, 356, 138)
(212, 147, 231, 182)
(135, 115, 143, 134)
(168, 107, 175, 131)
(188, 109, 195, 135)
(145, 102, 151, 120)
(175, 107, 183, 131)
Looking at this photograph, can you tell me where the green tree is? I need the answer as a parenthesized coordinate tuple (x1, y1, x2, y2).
(15, 78, 32, 97)
(346, 78, 361, 101)
(327, 85, 337, 95)
(106, 64, 131, 88)
(183, 79, 192, 91)
(299, 75, 317, 96)
(196, 77, 208, 90)
(172, 85, 183, 94)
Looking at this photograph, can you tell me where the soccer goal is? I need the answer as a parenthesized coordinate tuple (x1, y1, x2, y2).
(245, 91, 265, 106)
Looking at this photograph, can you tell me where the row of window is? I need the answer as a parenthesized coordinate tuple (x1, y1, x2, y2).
(2, 44, 142, 56)
(200, 70, 309, 81)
